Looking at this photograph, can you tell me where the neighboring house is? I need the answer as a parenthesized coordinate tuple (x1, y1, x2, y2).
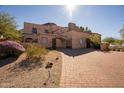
(22, 22, 101, 49)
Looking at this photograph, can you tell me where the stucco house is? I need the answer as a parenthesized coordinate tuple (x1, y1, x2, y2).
(22, 22, 101, 49)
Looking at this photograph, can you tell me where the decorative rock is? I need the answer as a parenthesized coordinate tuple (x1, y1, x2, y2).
(43, 83, 46, 86)
(45, 62, 53, 69)
(55, 57, 59, 60)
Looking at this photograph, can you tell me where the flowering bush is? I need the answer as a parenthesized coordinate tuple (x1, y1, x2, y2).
(0, 40, 25, 58)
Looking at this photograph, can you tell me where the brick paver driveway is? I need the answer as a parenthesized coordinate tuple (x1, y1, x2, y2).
(59, 49, 124, 87)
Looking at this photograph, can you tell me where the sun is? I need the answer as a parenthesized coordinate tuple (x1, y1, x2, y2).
(65, 5, 77, 19)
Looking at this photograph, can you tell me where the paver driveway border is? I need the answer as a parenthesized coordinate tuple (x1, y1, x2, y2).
(59, 49, 124, 87)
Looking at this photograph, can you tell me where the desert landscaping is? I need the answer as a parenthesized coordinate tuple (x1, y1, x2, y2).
(1, 7, 124, 88)
(1, 48, 124, 87)
(0, 50, 62, 88)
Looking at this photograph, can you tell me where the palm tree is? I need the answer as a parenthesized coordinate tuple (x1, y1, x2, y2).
(85, 27, 88, 31)
(80, 26, 84, 32)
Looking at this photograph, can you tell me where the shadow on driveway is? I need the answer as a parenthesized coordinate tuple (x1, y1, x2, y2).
(0, 57, 17, 68)
(57, 48, 96, 57)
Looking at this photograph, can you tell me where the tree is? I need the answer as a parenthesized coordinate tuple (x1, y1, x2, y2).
(80, 26, 92, 33)
(89, 34, 101, 49)
(84, 27, 92, 33)
(80, 26, 84, 32)
(120, 24, 124, 40)
(85, 27, 88, 31)
(86, 29, 92, 33)
(0, 12, 21, 41)
(113, 39, 123, 45)
(102, 37, 115, 44)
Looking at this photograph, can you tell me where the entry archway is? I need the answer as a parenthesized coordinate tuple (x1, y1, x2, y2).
(52, 38, 66, 49)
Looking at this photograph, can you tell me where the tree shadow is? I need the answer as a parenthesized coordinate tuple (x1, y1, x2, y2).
(0, 57, 17, 67)
(96, 50, 111, 53)
(57, 48, 96, 57)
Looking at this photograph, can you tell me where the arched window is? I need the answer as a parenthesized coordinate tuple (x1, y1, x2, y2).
(32, 27, 37, 34)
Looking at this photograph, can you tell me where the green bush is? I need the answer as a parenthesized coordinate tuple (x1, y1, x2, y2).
(89, 34, 101, 49)
(26, 44, 48, 61)
(109, 45, 124, 52)
(102, 37, 115, 44)
(0, 12, 21, 42)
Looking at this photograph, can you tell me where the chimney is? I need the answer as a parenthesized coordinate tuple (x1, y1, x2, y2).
(68, 22, 76, 31)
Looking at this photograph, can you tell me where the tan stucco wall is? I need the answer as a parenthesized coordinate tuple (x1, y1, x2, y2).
(37, 34, 52, 48)
(71, 31, 90, 49)
(23, 22, 101, 49)
(23, 22, 60, 48)
(62, 31, 72, 39)
(62, 30, 90, 49)
(24, 22, 61, 35)
(73, 31, 90, 49)
(56, 39, 62, 48)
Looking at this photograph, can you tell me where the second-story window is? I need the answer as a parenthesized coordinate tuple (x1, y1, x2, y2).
(45, 29, 49, 33)
(32, 27, 37, 34)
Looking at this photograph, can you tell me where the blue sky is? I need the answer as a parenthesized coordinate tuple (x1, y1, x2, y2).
(0, 5, 124, 39)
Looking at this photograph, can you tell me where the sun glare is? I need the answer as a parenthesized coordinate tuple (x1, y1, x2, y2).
(66, 5, 77, 19)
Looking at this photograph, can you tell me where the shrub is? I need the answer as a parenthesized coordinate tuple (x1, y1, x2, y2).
(120, 48, 124, 52)
(0, 12, 21, 42)
(26, 44, 48, 61)
(89, 34, 101, 49)
(109, 44, 124, 52)
(109, 46, 116, 51)
(102, 37, 115, 44)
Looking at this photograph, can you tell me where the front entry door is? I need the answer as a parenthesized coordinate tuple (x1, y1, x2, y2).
(66, 40, 72, 48)
(86, 38, 91, 48)
(52, 38, 56, 49)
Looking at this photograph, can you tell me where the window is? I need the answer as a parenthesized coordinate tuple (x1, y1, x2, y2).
(25, 38, 33, 42)
(80, 38, 86, 45)
(33, 39, 38, 43)
(45, 29, 49, 33)
(32, 27, 37, 34)
(80, 39, 83, 44)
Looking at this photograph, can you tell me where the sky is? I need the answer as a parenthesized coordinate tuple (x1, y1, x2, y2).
(0, 5, 124, 39)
